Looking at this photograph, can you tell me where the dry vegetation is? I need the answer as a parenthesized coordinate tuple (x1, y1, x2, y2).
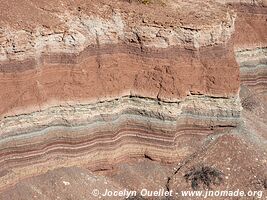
(184, 165, 224, 190)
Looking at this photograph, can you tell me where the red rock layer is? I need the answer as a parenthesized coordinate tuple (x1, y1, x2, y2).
(2, 1, 265, 195)
(0, 43, 240, 118)
(232, 4, 267, 49)
(233, 5, 267, 97)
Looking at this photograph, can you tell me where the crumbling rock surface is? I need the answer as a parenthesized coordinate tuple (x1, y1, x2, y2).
(0, 0, 266, 199)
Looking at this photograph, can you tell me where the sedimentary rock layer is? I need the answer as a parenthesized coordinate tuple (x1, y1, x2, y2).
(2, 0, 265, 193)
(233, 4, 267, 104)
(0, 0, 240, 117)
(0, 43, 240, 117)
(236, 47, 267, 93)
(0, 96, 241, 191)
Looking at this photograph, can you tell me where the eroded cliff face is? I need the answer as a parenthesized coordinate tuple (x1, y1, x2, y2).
(0, 0, 266, 198)
(0, 0, 239, 115)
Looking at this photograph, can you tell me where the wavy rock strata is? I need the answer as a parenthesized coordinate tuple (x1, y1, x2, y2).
(1, 0, 265, 193)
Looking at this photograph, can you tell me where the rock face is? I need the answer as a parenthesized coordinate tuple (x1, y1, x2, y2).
(0, 0, 240, 117)
(0, 1, 266, 199)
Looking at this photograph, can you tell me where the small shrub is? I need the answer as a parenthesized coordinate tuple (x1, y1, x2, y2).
(184, 165, 224, 190)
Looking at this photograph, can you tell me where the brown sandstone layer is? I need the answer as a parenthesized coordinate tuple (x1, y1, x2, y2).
(0, 43, 240, 117)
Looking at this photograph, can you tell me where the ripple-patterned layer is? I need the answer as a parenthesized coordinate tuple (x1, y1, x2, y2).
(0, 96, 241, 191)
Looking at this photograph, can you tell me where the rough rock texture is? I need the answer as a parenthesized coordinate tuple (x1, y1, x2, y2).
(0, 0, 240, 117)
(0, 0, 266, 199)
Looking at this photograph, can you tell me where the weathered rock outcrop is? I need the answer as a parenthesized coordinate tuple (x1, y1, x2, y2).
(0, 0, 240, 117)
(0, 1, 266, 198)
